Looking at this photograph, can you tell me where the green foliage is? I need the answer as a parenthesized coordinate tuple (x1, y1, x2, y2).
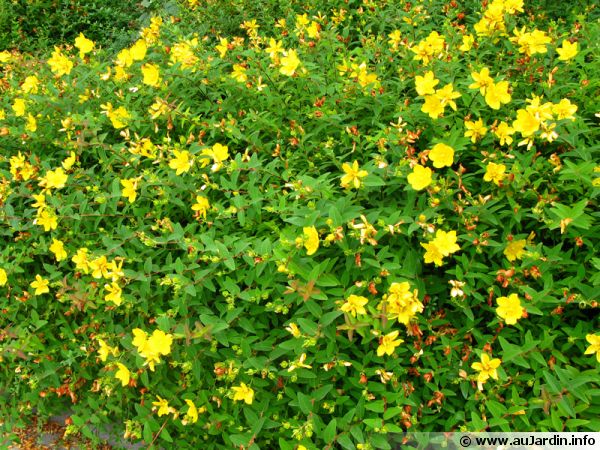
(0, 0, 164, 53)
(1, 0, 599, 448)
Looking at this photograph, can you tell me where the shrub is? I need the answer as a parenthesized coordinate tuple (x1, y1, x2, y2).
(0, 0, 166, 53)
(1, 0, 599, 448)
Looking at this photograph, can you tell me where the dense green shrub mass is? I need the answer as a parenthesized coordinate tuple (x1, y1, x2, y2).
(0, 0, 166, 53)
(1, 0, 599, 448)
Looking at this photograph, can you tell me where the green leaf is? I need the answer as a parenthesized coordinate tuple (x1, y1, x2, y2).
(297, 392, 313, 415)
(370, 433, 392, 449)
(337, 433, 356, 450)
(323, 418, 337, 443)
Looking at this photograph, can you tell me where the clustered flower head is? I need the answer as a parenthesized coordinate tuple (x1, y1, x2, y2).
(380, 282, 423, 325)
(421, 229, 460, 266)
(132, 328, 174, 371)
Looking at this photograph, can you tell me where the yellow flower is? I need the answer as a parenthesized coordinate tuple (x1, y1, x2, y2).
(232, 383, 254, 404)
(120, 178, 139, 203)
(485, 81, 511, 110)
(72, 248, 90, 273)
(464, 118, 487, 143)
(407, 165, 432, 191)
(287, 352, 313, 372)
(112, 106, 132, 129)
(21, 75, 40, 94)
(25, 114, 37, 133)
(552, 99, 577, 120)
(421, 94, 444, 119)
(0, 268, 7, 286)
(340, 295, 369, 317)
(12, 98, 26, 117)
(74, 33, 94, 59)
(528, 29, 552, 54)
(280, 49, 301, 76)
(101, 103, 131, 129)
(556, 40, 578, 61)
(62, 151, 77, 170)
(584, 334, 600, 363)
(10, 153, 25, 175)
(340, 160, 368, 190)
(484, 162, 506, 186)
(264, 38, 283, 60)
(34, 208, 58, 231)
(191, 195, 210, 219)
(97, 338, 118, 362)
(511, 28, 551, 56)
(496, 293, 523, 325)
(89, 255, 110, 279)
(459, 34, 475, 52)
(504, 239, 526, 262)
(388, 29, 402, 51)
(169, 150, 194, 175)
(241, 19, 260, 36)
(47, 47, 73, 76)
(469, 67, 494, 95)
(115, 363, 130, 387)
(512, 109, 540, 137)
(141, 16, 162, 44)
(130, 40, 147, 61)
(302, 226, 319, 256)
(148, 98, 170, 120)
(106, 259, 124, 282)
(411, 31, 445, 64)
(39, 168, 68, 190)
(141, 63, 161, 87)
(152, 396, 175, 417)
(421, 241, 444, 266)
(471, 353, 501, 384)
(133, 328, 174, 371)
(435, 83, 461, 111)
(49, 239, 67, 261)
(110, 71, 128, 87)
(306, 21, 320, 39)
(494, 122, 514, 146)
(432, 230, 460, 256)
(285, 323, 301, 338)
(415, 71, 439, 96)
(183, 399, 199, 424)
(503, 0, 524, 14)
(231, 64, 248, 83)
(104, 282, 123, 306)
(428, 143, 454, 168)
(383, 282, 423, 325)
(200, 143, 229, 172)
(30, 274, 50, 295)
(115, 48, 133, 68)
(21, 163, 35, 181)
(0, 50, 11, 63)
(216, 38, 229, 58)
(350, 62, 379, 88)
(170, 39, 199, 69)
(377, 330, 404, 356)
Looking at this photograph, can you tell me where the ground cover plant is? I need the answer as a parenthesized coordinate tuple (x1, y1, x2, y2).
(1, 0, 599, 448)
